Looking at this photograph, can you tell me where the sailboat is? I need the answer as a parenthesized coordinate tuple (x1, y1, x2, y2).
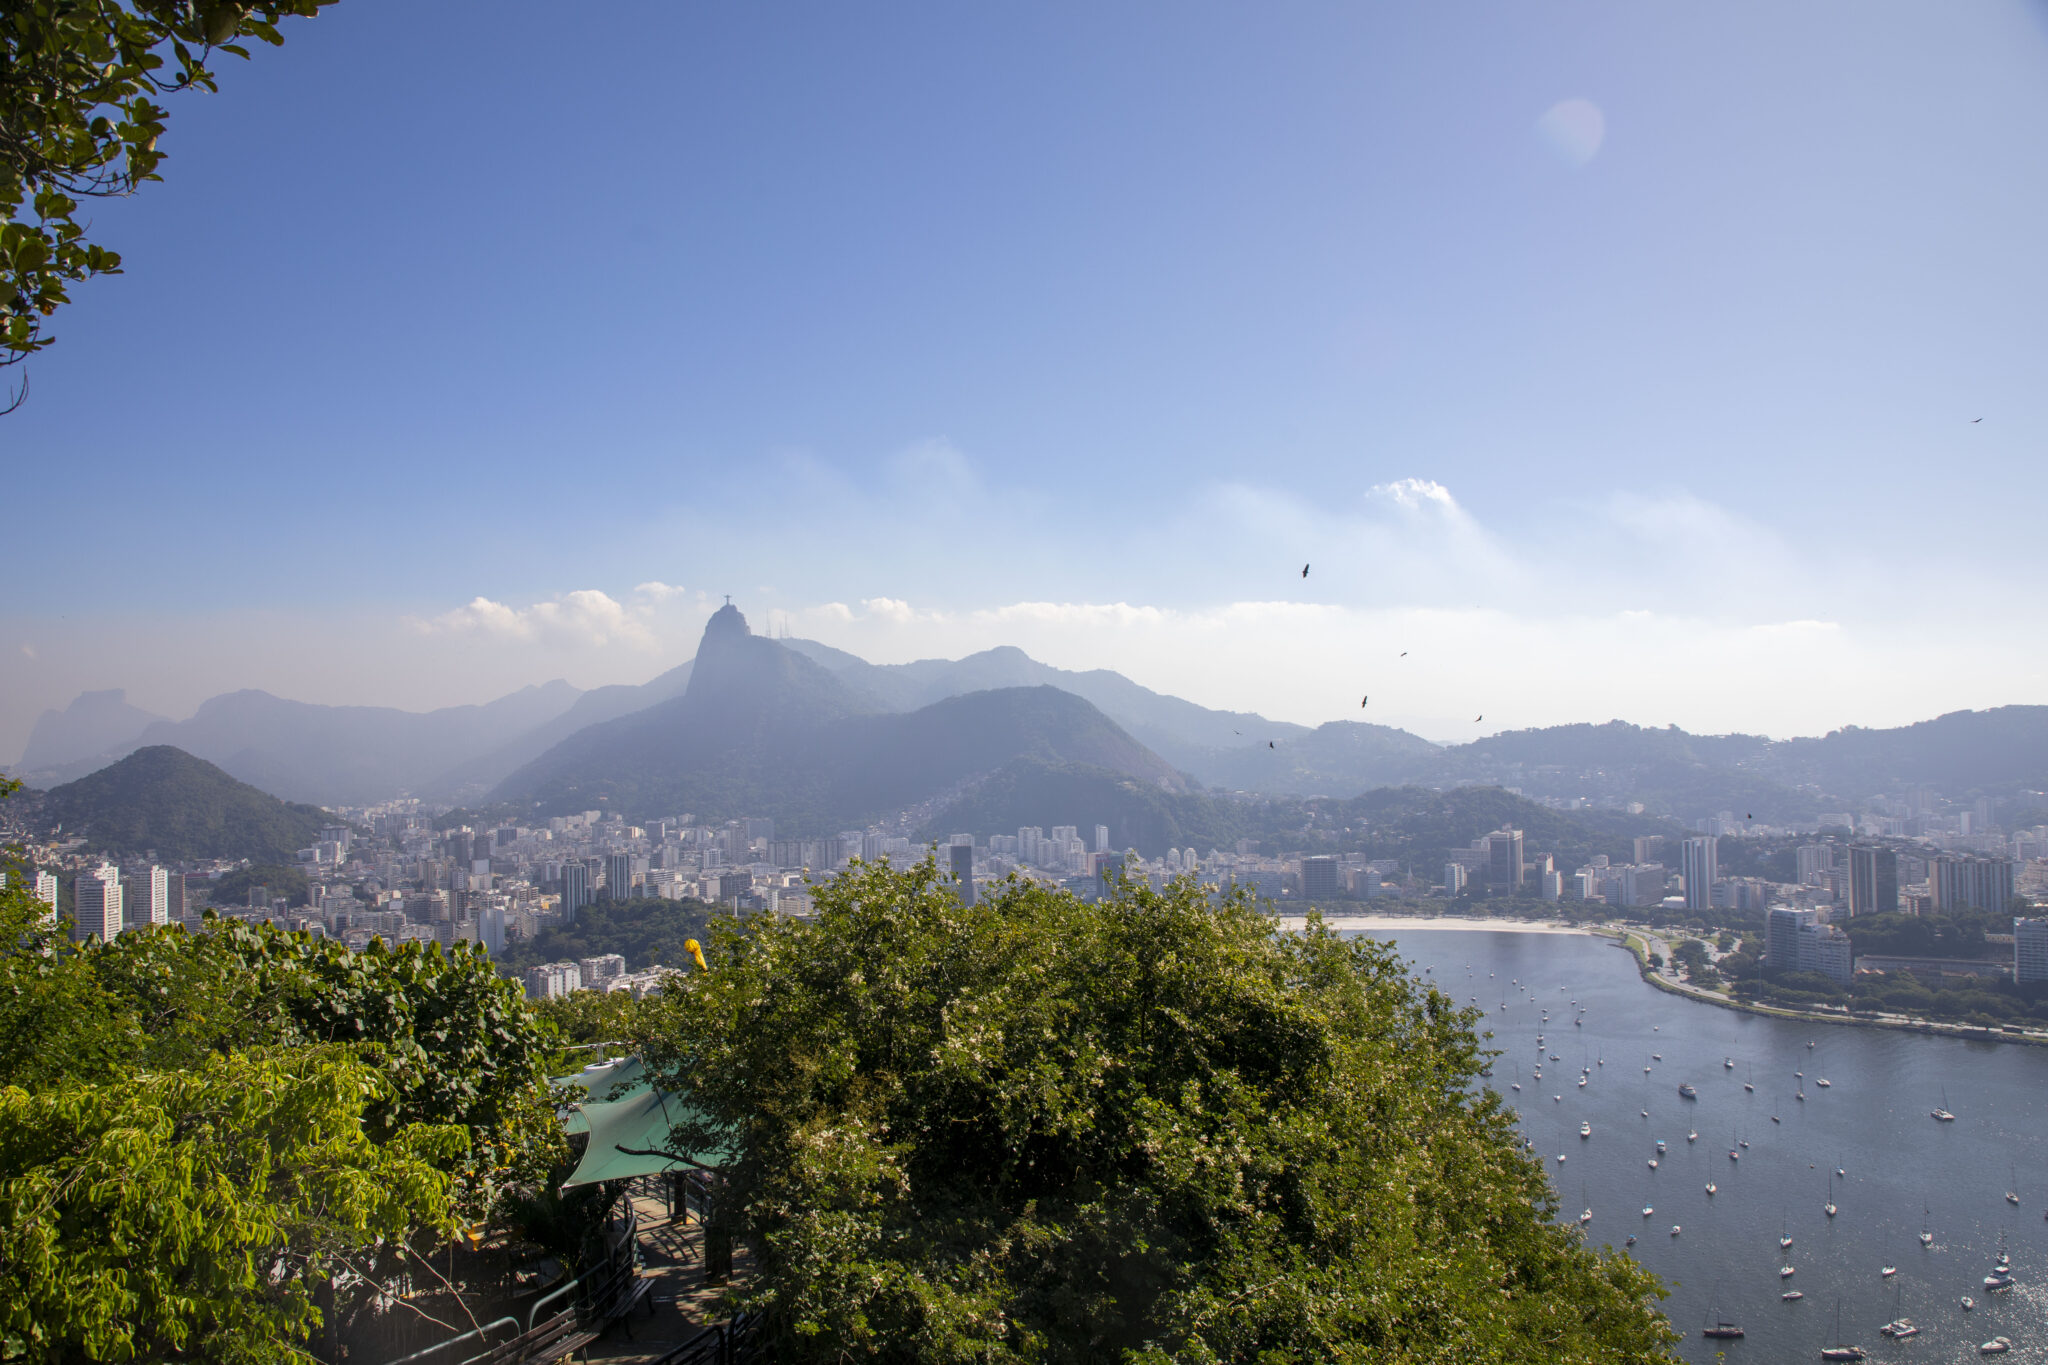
(1819, 1300, 1867, 1361)
(1918, 1207, 1932, 1248)
(1824, 1171, 1838, 1219)
(1744, 1063, 1755, 1093)
(1780, 1213, 1794, 1249)
(2004, 1163, 2020, 1206)
(1932, 1085, 1956, 1122)
(1878, 1281, 1916, 1337)
(1700, 1290, 1743, 1340)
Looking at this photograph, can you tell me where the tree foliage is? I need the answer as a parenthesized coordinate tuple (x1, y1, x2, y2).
(0, 1048, 462, 1364)
(641, 860, 1676, 1363)
(489, 894, 713, 977)
(0, 779, 567, 1359)
(0, 0, 335, 401)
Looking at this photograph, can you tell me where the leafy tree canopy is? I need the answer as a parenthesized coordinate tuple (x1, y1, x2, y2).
(2, 1, 335, 401)
(641, 861, 1676, 1363)
(490, 894, 713, 978)
(0, 1047, 462, 1363)
(206, 861, 312, 908)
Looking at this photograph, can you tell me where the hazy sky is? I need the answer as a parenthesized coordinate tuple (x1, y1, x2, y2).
(6, 1, 2048, 757)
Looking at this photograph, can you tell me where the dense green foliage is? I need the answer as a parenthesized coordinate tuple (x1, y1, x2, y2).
(0, 1048, 462, 1362)
(0, 0, 334, 396)
(490, 895, 714, 977)
(38, 745, 332, 863)
(205, 862, 312, 908)
(0, 777, 565, 1361)
(641, 861, 1676, 1362)
(1732, 968, 2048, 1028)
(1841, 910, 2003, 961)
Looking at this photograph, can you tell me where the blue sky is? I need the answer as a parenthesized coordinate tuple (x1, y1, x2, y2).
(6, 0, 2048, 754)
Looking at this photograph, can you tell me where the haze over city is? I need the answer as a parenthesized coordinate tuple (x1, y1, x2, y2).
(7, 0, 2048, 757)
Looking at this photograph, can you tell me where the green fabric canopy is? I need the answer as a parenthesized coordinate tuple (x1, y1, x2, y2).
(554, 1057, 731, 1189)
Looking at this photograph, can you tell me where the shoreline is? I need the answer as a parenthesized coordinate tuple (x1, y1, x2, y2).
(1278, 913, 2048, 1049)
(1278, 914, 1597, 936)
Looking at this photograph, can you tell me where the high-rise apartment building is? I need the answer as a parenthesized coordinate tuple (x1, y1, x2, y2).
(604, 853, 634, 900)
(2016, 918, 2048, 984)
(1766, 906, 1816, 972)
(1847, 845, 1898, 917)
(1930, 853, 2016, 913)
(1094, 825, 1111, 854)
(1681, 836, 1718, 911)
(1444, 863, 1469, 897)
(33, 870, 58, 922)
(1301, 855, 1341, 901)
(122, 866, 169, 930)
(1796, 844, 1834, 884)
(559, 862, 591, 922)
(948, 841, 976, 905)
(1486, 830, 1524, 891)
(72, 866, 123, 942)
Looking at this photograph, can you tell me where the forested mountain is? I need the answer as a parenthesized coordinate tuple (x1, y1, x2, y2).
(37, 746, 332, 863)
(490, 606, 1186, 831)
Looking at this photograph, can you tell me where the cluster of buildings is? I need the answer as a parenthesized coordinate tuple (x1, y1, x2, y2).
(12, 784, 2044, 1005)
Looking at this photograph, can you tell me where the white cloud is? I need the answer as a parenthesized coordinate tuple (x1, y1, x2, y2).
(411, 588, 664, 650)
(634, 581, 688, 601)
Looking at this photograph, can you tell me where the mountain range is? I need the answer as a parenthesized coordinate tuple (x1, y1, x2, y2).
(13, 608, 2048, 828)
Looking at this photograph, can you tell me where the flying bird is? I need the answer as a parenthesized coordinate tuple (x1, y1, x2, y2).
(1400, 651, 1408, 657)
(1746, 813, 1753, 820)
(1361, 695, 1368, 708)
(1269, 741, 1277, 749)
(1475, 715, 1484, 723)
(1301, 563, 1310, 578)
(1972, 417, 1983, 423)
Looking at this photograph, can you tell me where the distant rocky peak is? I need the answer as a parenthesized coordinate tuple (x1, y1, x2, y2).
(702, 603, 751, 642)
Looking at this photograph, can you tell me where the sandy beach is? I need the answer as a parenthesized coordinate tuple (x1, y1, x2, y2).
(1276, 915, 1600, 937)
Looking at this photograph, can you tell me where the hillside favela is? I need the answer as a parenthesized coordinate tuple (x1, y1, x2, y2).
(4, 5, 2046, 1365)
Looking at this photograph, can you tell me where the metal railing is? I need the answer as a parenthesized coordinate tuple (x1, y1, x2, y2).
(652, 1312, 760, 1365)
(376, 1200, 646, 1365)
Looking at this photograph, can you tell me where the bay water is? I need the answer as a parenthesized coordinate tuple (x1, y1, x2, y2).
(1348, 927, 2048, 1363)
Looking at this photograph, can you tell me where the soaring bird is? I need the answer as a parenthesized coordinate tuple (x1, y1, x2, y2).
(1400, 651, 1408, 657)
(1475, 715, 1484, 723)
(1301, 563, 1310, 578)
(1269, 741, 1277, 749)
(1972, 417, 1983, 423)
(1360, 695, 1368, 708)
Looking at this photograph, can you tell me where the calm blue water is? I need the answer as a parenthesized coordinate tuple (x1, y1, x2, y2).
(1351, 928, 2048, 1364)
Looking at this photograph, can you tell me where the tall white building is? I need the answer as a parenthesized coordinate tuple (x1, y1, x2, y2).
(1681, 836, 1718, 911)
(34, 870, 59, 923)
(72, 866, 123, 942)
(122, 866, 170, 930)
(1094, 825, 1110, 854)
